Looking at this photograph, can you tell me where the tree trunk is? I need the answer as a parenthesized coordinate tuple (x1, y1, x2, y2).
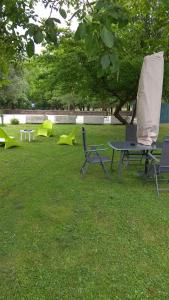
(110, 107, 113, 115)
(0, 115, 4, 125)
(114, 101, 129, 125)
(130, 100, 137, 124)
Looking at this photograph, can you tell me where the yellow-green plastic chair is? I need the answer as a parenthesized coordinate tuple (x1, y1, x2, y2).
(37, 120, 53, 137)
(57, 127, 78, 145)
(0, 127, 19, 149)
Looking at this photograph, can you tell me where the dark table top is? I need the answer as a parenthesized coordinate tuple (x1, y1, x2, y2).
(108, 141, 162, 151)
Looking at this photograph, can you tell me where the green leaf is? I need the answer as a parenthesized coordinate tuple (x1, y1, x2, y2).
(97, 67, 105, 78)
(45, 18, 55, 28)
(52, 18, 61, 24)
(109, 53, 118, 64)
(96, 0, 105, 10)
(100, 27, 114, 48)
(109, 53, 119, 72)
(26, 40, 35, 57)
(33, 29, 44, 44)
(45, 18, 58, 44)
(27, 24, 39, 37)
(74, 23, 86, 40)
(101, 54, 110, 69)
(59, 8, 67, 19)
(85, 35, 99, 58)
(45, 31, 57, 45)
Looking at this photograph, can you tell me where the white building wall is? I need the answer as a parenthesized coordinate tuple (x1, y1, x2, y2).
(3, 114, 26, 124)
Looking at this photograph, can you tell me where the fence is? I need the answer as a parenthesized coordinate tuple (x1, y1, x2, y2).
(2, 114, 124, 125)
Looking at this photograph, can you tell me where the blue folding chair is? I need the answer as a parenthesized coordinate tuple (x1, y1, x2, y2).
(80, 127, 111, 178)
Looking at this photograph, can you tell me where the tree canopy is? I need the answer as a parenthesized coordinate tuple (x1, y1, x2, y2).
(0, 0, 169, 123)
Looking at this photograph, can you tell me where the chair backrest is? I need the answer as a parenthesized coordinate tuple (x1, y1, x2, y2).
(82, 127, 88, 154)
(160, 138, 169, 169)
(0, 127, 10, 140)
(125, 124, 137, 142)
(69, 127, 78, 138)
(42, 120, 53, 129)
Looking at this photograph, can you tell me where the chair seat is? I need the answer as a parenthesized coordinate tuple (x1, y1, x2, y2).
(87, 156, 111, 163)
(36, 120, 53, 137)
(0, 128, 18, 149)
(159, 166, 169, 173)
(57, 127, 78, 145)
(124, 150, 144, 158)
(148, 164, 169, 176)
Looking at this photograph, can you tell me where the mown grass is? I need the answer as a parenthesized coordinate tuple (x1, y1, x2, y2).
(0, 124, 169, 300)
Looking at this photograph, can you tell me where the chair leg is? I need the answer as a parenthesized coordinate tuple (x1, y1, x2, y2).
(80, 160, 88, 175)
(126, 152, 130, 167)
(121, 150, 126, 164)
(154, 165, 159, 197)
(100, 161, 110, 178)
(118, 151, 124, 178)
(122, 151, 129, 167)
(140, 152, 144, 164)
(155, 173, 159, 197)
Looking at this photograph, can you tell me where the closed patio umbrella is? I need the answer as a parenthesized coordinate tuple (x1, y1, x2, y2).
(136, 52, 164, 146)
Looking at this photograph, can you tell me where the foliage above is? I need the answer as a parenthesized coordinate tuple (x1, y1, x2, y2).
(74, 0, 128, 73)
(0, 0, 69, 81)
(0, 0, 128, 79)
(118, 0, 169, 56)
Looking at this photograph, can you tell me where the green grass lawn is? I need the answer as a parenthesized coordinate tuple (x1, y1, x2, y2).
(1, 124, 169, 300)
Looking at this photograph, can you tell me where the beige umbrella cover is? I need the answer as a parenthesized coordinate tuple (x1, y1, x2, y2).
(136, 52, 164, 145)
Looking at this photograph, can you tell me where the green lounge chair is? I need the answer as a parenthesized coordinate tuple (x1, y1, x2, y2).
(57, 127, 78, 145)
(0, 127, 19, 149)
(37, 120, 53, 137)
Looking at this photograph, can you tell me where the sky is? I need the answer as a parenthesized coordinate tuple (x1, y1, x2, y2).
(34, 2, 78, 54)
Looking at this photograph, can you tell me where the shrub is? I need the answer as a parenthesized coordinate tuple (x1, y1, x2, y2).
(10, 118, 20, 125)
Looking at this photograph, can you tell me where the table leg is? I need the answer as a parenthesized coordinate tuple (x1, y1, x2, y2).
(144, 150, 149, 175)
(111, 149, 115, 170)
(29, 132, 31, 142)
(118, 151, 124, 177)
